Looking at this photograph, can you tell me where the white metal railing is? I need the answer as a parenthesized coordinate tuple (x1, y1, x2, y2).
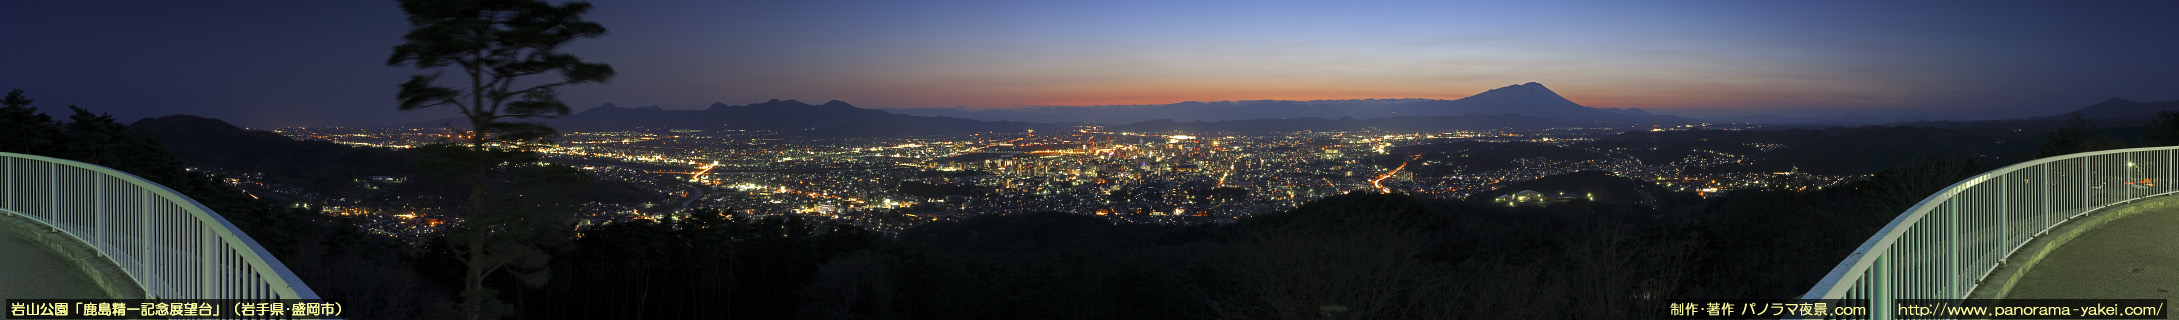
(1801, 146, 2177, 319)
(0, 152, 317, 300)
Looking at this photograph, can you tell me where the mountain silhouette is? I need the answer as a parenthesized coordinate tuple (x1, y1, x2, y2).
(1108, 113, 1624, 132)
(2039, 98, 2179, 120)
(884, 100, 1357, 123)
(886, 82, 1693, 125)
(544, 83, 1710, 134)
(1354, 82, 1618, 119)
(551, 99, 1049, 135)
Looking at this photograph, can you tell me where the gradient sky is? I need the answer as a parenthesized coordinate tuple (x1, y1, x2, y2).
(2, 1, 2175, 127)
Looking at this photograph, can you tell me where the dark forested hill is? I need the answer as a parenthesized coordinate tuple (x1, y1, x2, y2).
(551, 99, 1058, 136)
(131, 115, 427, 198)
(130, 114, 652, 205)
(1601, 126, 2041, 175)
(1463, 170, 1681, 207)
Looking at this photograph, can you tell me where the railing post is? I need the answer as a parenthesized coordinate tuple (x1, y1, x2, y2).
(204, 224, 216, 298)
(142, 189, 154, 297)
(96, 176, 105, 258)
(49, 162, 58, 230)
(1950, 199, 1960, 298)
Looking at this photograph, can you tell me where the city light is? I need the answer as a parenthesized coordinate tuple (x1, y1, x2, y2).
(262, 123, 1863, 237)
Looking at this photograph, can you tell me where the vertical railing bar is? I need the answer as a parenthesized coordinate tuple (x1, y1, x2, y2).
(1914, 220, 1923, 300)
(224, 247, 229, 300)
(1988, 184, 1998, 266)
(1909, 214, 1917, 302)
(1998, 176, 2007, 254)
(157, 202, 162, 298)
(48, 162, 56, 229)
(169, 204, 174, 298)
(153, 200, 161, 299)
(1881, 255, 1891, 320)
(1949, 196, 1959, 299)
(95, 170, 104, 258)
(142, 189, 154, 297)
(204, 214, 216, 298)
(169, 204, 176, 298)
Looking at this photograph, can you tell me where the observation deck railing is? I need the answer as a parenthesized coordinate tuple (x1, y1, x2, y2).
(1801, 146, 2177, 318)
(0, 152, 317, 299)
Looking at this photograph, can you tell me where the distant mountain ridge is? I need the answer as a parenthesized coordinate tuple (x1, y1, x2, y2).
(2038, 98, 2179, 120)
(404, 86, 2172, 131)
(886, 82, 1694, 125)
(540, 99, 1053, 136)
(504, 83, 2176, 135)
(521, 82, 1705, 135)
(1109, 114, 1637, 133)
(1878, 97, 2179, 129)
(1367, 82, 1590, 117)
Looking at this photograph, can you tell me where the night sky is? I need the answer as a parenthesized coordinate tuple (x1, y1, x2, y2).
(2, 1, 2175, 127)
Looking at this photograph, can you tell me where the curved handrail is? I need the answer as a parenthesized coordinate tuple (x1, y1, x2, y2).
(1802, 146, 2175, 316)
(0, 152, 317, 299)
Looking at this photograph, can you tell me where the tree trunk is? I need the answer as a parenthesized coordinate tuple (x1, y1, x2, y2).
(468, 239, 486, 320)
(466, 127, 490, 320)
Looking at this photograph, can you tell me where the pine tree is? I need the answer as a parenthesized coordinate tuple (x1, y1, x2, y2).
(2146, 111, 2179, 147)
(0, 89, 62, 155)
(385, 1, 614, 319)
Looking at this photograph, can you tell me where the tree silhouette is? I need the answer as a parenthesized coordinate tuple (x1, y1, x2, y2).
(1212, 193, 1452, 320)
(0, 89, 60, 154)
(2147, 111, 2179, 147)
(388, 0, 613, 147)
(2037, 113, 2106, 158)
(800, 251, 903, 320)
(386, 0, 614, 319)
